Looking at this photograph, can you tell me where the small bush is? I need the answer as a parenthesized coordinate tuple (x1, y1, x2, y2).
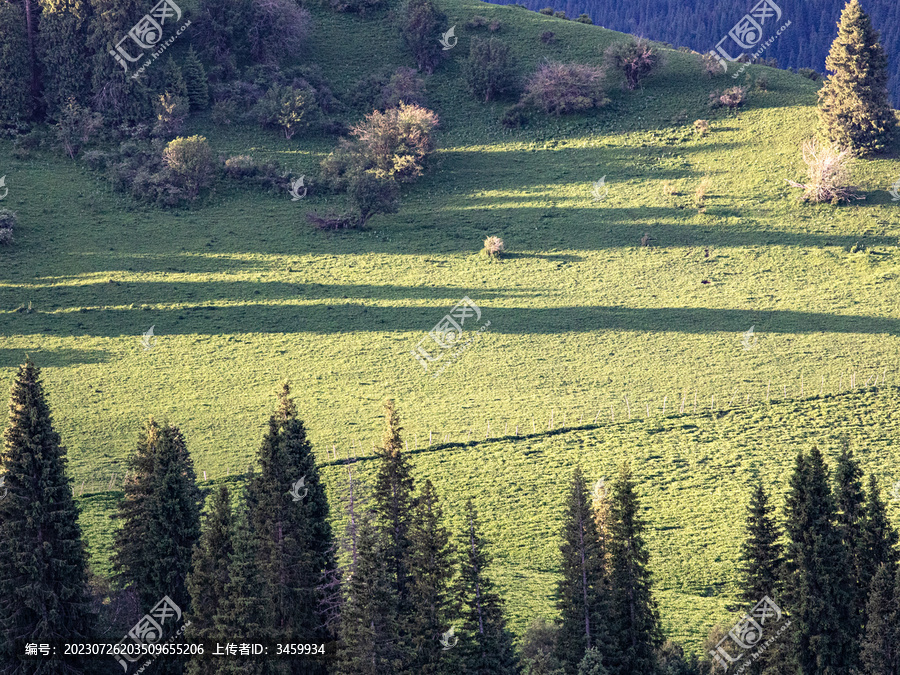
(467, 15, 488, 28)
(254, 84, 321, 139)
(248, 0, 312, 65)
(796, 67, 820, 81)
(553, 11, 567, 19)
(223, 155, 258, 179)
(466, 37, 517, 102)
(754, 75, 769, 91)
(0, 228, 12, 246)
(347, 172, 400, 225)
(701, 52, 725, 77)
(785, 138, 858, 204)
(694, 176, 712, 208)
(162, 135, 215, 199)
(330, 0, 383, 14)
(152, 93, 189, 140)
(211, 99, 237, 125)
(400, 0, 448, 74)
(604, 38, 661, 90)
(351, 102, 439, 183)
(522, 62, 608, 115)
(540, 31, 556, 44)
(576, 13, 592, 24)
(693, 119, 709, 136)
(83, 150, 109, 170)
(55, 97, 103, 159)
(0, 208, 17, 233)
(306, 211, 358, 230)
(500, 102, 528, 128)
(709, 86, 747, 110)
(381, 67, 427, 108)
(320, 139, 366, 193)
(539, 6, 553, 14)
(482, 235, 504, 258)
(488, 19, 501, 32)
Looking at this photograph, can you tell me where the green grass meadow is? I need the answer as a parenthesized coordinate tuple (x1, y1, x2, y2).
(2, 0, 900, 655)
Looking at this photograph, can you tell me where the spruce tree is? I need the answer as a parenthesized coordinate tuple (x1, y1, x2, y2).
(0, 1, 33, 124)
(817, 0, 896, 155)
(37, 0, 92, 118)
(162, 57, 189, 105)
(185, 484, 233, 675)
(451, 500, 519, 675)
(604, 461, 662, 675)
(112, 419, 202, 622)
(371, 399, 416, 610)
(402, 480, 455, 674)
(336, 515, 402, 675)
(555, 467, 608, 674)
(0, 359, 96, 674)
(782, 447, 855, 674)
(859, 474, 900, 604)
(834, 445, 867, 665)
(577, 648, 609, 675)
(213, 502, 275, 675)
(181, 47, 209, 110)
(246, 383, 335, 669)
(859, 564, 899, 675)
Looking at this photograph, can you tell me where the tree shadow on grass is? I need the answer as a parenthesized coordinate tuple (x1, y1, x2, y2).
(0, 348, 111, 369)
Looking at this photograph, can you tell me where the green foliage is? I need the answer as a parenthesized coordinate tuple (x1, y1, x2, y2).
(38, 0, 92, 118)
(466, 37, 517, 102)
(55, 97, 103, 159)
(521, 618, 565, 675)
(153, 93, 189, 140)
(350, 102, 439, 183)
(451, 500, 520, 674)
(817, 0, 896, 155)
(0, 359, 96, 672)
(162, 135, 215, 199)
(381, 67, 427, 109)
(604, 38, 661, 90)
(0, 2, 33, 124)
(181, 47, 209, 111)
(347, 171, 400, 226)
(576, 14, 592, 24)
(577, 648, 609, 675)
(194, 0, 253, 72)
(400, 0, 448, 74)
(255, 83, 321, 139)
(247, 0, 312, 65)
(162, 57, 189, 105)
(0, 209, 16, 247)
(834, 444, 866, 664)
(860, 564, 900, 675)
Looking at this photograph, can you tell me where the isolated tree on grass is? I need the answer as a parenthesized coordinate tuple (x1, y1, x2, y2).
(466, 37, 517, 102)
(400, 0, 447, 74)
(452, 500, 519, 675)
(604, 38, 661, 90)
(0, 1, 33, 124)
(860, 564, 900, 675)
(0, 359, 96, 674)
(113, 418, 202, 616)
(402, 480, 455, 674)
(185, 484, 233, 675)
(781, 447, 855, 673)
(556, 467, 608, 674)
(817, 0, 896, 155)
(604, 461, 662, 675)
(162, 136, 215, 200)
(38, 0, 92, 117)
(245, 383, 335, 660)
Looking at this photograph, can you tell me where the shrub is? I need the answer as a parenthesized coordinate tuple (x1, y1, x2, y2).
(83, 150, 109, 170)
(604, 38, 661, 90)
(489, 19, 501, 32)
(797, 67, 820, 81)
(55, 98, 103, 159)
(693, 119, 709, 136)
(162, 136, 215, 199)
(576, 13, 592, 24)
(248, 0, 312, 65)
(553, 11, 567, 19)
(785, 138, 858, 204)
(466, 37, 517, 102)
(400, 0, 447, 74)
(211, 99, 237, 125)
(754, 75, 769, 91)
(222, 155, 292, 192)
(0, 228, 12, 246)
(539, 6, 554, 14)
(347, 172, 400, 225)
(381, 67, 427, 108)
(330, 0, 383, 14)
(500, 102, 528, 128)
(0, 208, 17, 233)
(350, 102, 439, 183)
(306, 211, 357, 230)
(522, 62, 608, 115)
(540, 31, 556, 44)
(320, 139, 367, 192)
(694, 176, 712, 208)
(152, 93, 189, 140)
(709, 86, 747, 110)
(223, 155, 258, 179)
(467, 15, 488, 28)
(701, 52, 725, 77)
(482, 235, 504, 258)
(254, 84, 321, 139)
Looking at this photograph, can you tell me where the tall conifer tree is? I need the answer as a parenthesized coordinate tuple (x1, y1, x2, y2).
(185, 484, 233, 675)
(834, 445, 867, 666)
(181, 47, 209, 110)
(859, 564, 899, 675)
(0, 359, 96, 674)
(604, 462, 661, 675)
(555, 467, 608, 674)
(38, 0, 92, 117)
(817, 0, 896, 154)
(0, 2, 33, 124)
(859, 474, 900, 602)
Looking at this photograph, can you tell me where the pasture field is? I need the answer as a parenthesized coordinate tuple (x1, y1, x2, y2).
(2, 0, 900, 654)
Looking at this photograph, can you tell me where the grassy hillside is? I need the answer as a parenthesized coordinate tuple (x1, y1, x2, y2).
(2, 0, 900, 655)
